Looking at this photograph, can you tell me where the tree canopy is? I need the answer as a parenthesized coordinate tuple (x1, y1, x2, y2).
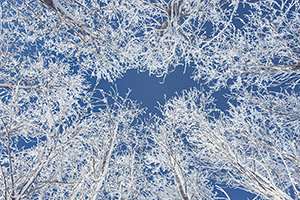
(0, 0, 299, 199)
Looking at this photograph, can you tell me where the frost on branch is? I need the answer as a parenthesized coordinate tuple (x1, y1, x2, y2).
(2, 0, 300, 199)
(51, 89, 147, 199)
(154, 87, 300, 199)
(6, 0, 300, 85)
(213, 89, 300, 200)
(5, 0, 134, 82)
(0, 79, 147, 199)
(121, 0, 239, 77)
(144, 88, 220, 199)
(192, 0, 300, 89)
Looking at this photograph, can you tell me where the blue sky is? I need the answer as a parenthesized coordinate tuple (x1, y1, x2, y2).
(114, 66, 197, 114)
(100, 65, 231, 116)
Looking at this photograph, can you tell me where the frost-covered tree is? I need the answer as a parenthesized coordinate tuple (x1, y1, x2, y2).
(56, 89, 147, 200)
(144, 90, 220, 200)
(4, 0, 134, 81)
(5, 0, 300, 84)
(124, 0, 240, 77)
(0, 71, 146, 199)
(1, 0, 300, 199)
(1, 1, 90, 198)
(154, 88, 300, 199)
(191, 0, 300, 89)
(217, 88, 300, 200)
(5, 0, 244, 80)
(1, 1, 146, 198)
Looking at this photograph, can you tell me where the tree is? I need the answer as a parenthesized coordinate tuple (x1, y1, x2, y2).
(1, 0, 300, 199)
(144, 90, 220, 200)
(124, 0, 240, 77)
(6, 0, 242, 79)
(191, 0, 300, 89)
(150, 88, 299, 199)
(1, 1, 146, 198)
(1, 1, 90, 197)
(44, 89, 147, 199)
(218, 88, 300, 199)
(4, 0, 133, 82)
(0, 74, 146, 199)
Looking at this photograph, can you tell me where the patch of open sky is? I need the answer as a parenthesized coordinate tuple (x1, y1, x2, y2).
(97, 66, 231, 116)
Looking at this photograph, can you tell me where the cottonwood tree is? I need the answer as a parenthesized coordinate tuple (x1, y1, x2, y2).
(154, 88, 300, 199)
